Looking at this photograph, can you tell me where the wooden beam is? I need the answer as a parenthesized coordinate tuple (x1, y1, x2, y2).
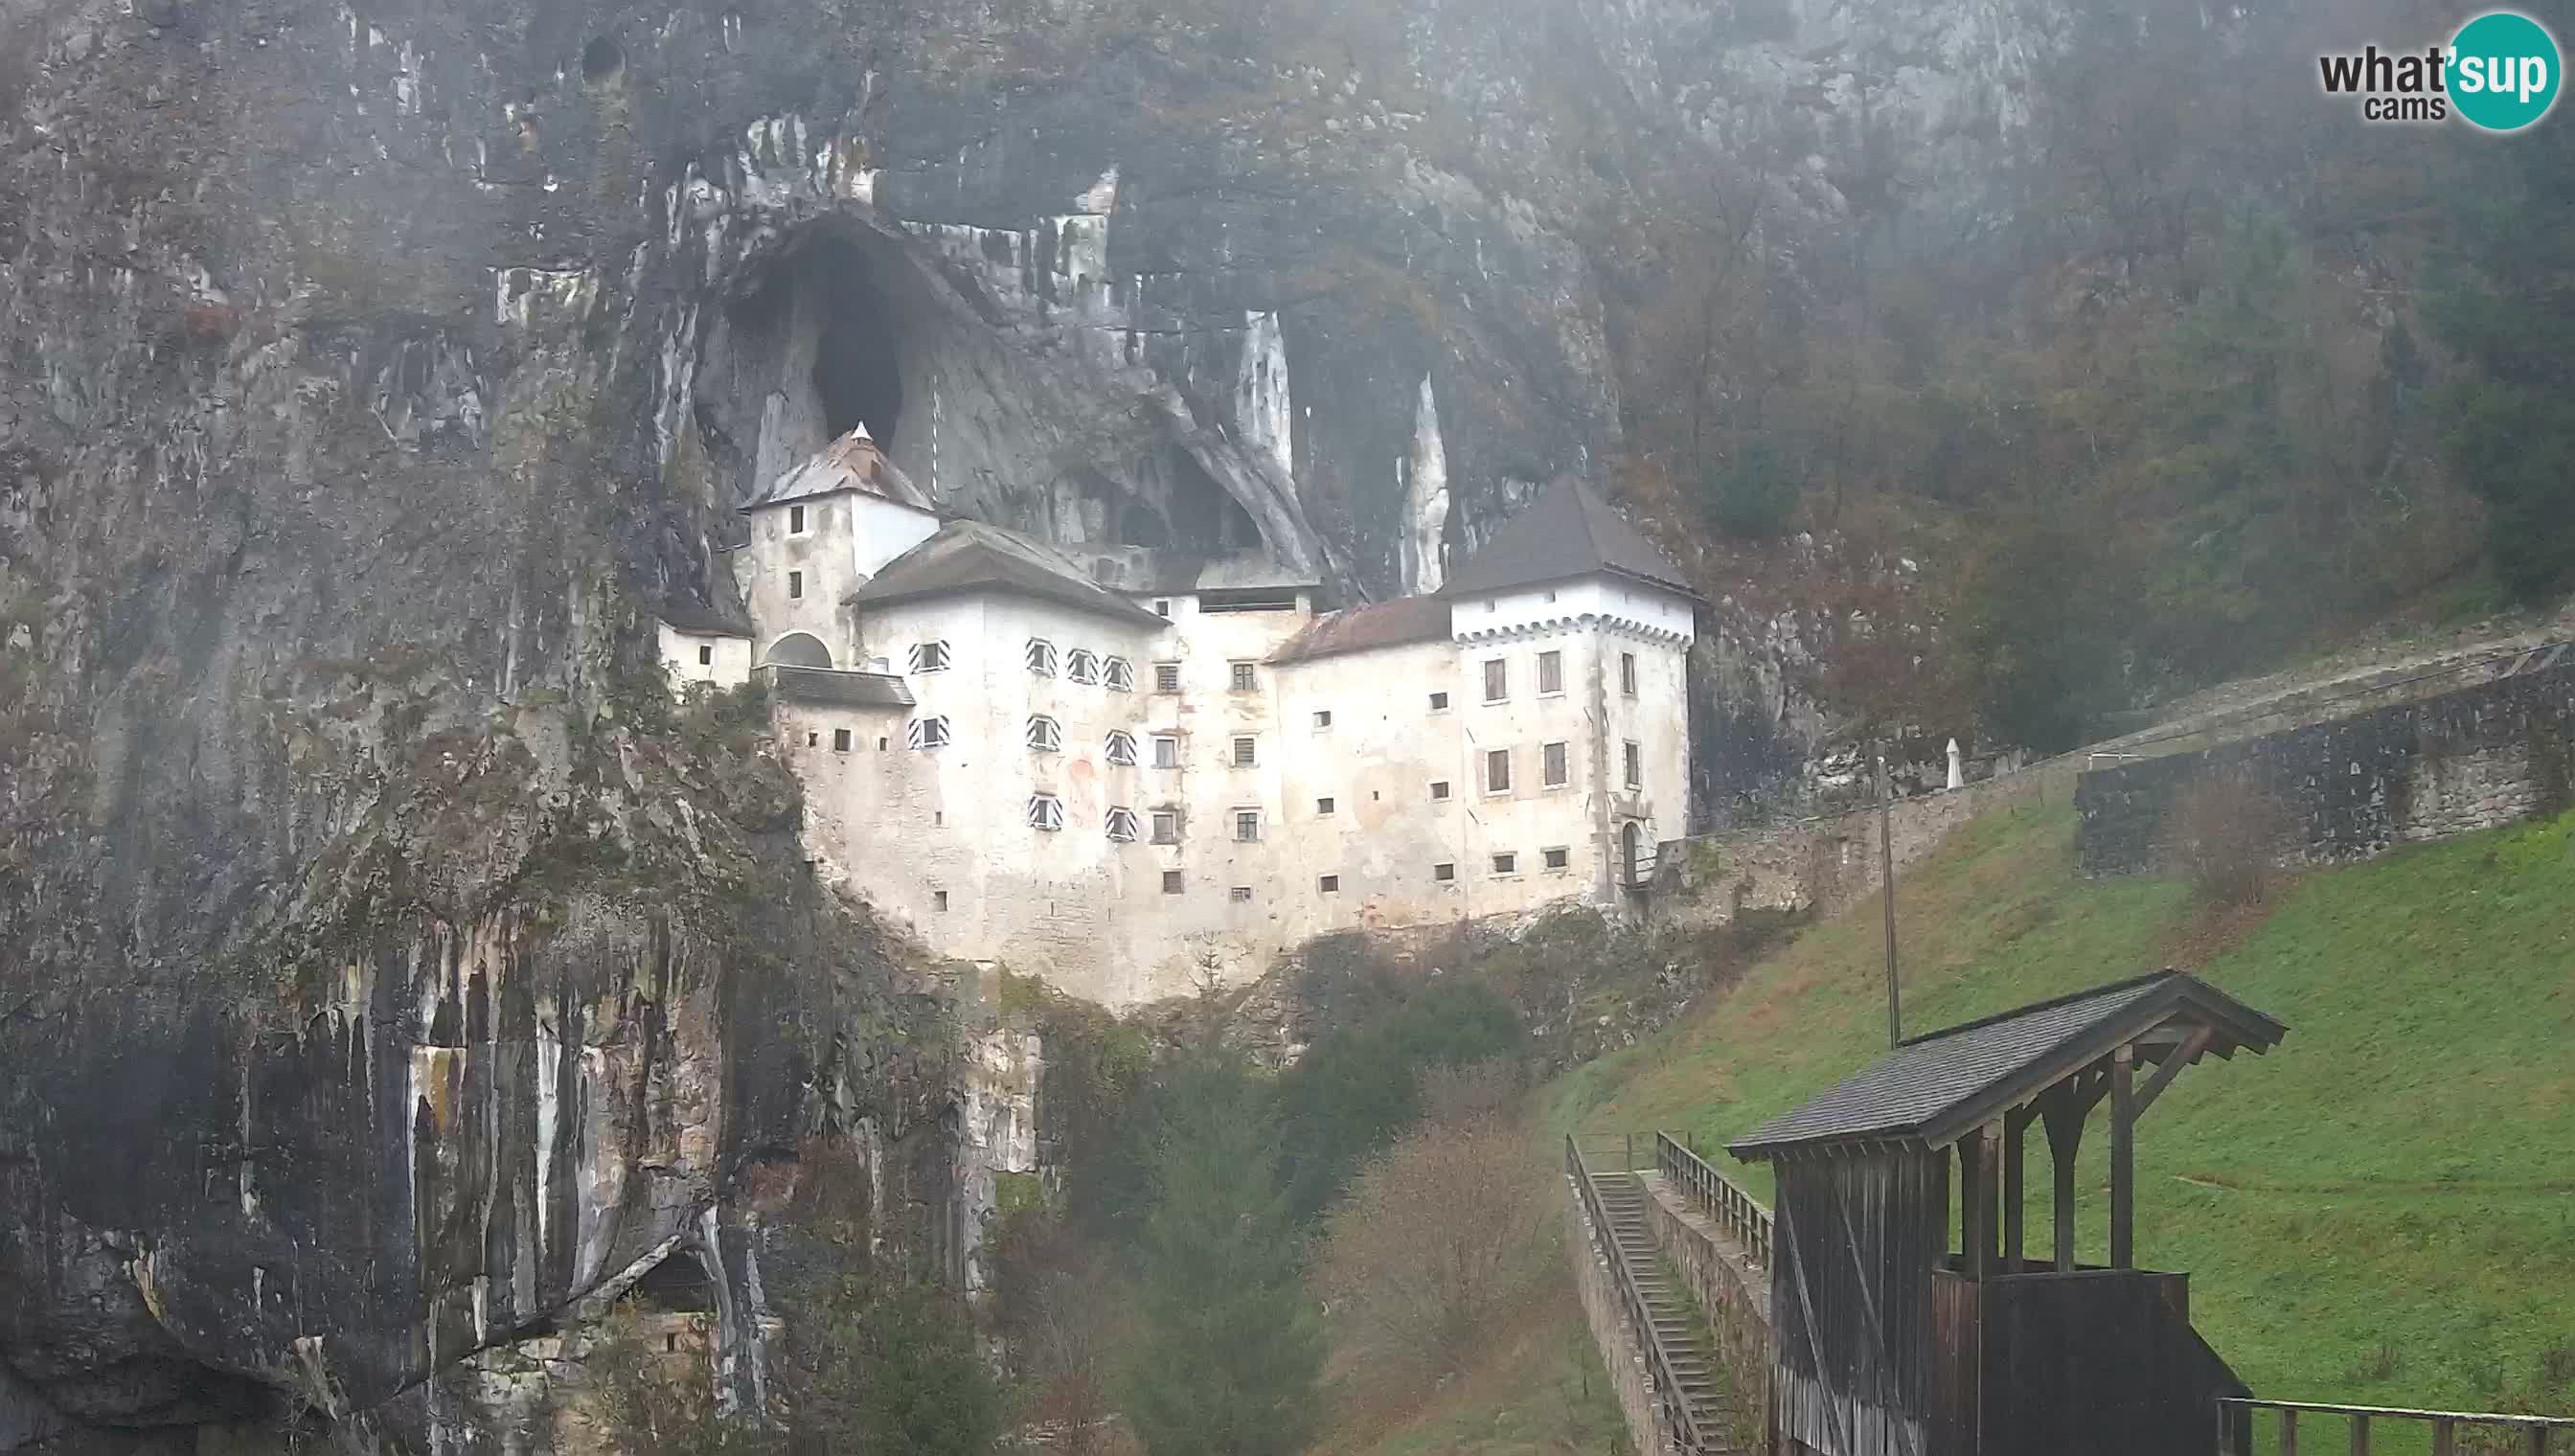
(1960, 1133, 1985, 1279)
(2111, 1043, 2137, 1269)
(1972, 1121, 2001, 1281)
(2042, 1084, 2085, 1272)
(2132, 1025, 2215, 1117)
(2003, 1107, 2029, 1272)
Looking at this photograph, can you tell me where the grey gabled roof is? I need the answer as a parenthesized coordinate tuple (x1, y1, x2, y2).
(1443, 477, 1700, 601)
(656, 602, 756, 639)
(847, 521, 1169, 628)
(1729, 971, 2287, 1161)
(763, 665, 916, 710)
(746, 426, 935, 512)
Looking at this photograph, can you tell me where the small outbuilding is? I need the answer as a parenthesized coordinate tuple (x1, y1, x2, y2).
(1729, 970, 2287, 1456)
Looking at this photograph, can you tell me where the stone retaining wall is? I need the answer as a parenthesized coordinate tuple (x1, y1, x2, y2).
(1562, 1178, 1678, 1456)
(2075, 652, 2575, 877)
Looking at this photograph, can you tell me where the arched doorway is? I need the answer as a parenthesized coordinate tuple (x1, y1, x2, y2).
(763, 632, 833, 669)
(1622, 822, 1644, 887)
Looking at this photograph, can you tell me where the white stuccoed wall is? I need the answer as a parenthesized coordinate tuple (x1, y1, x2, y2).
(737, 490, 940, 668)
(656, 626, 754, 689)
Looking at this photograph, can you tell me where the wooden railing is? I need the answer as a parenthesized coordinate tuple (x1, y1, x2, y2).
(1655, 1131, 1773, 1271)
(1564, 1134, 1715, 1454)
(2220, 1399, 2575, 1455)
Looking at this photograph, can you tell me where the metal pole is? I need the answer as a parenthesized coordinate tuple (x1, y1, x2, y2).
(1880, 744, 1902, 1048)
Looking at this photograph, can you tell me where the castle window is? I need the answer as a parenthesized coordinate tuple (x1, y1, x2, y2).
(1154, 662, 1182, 693)
(1067, 649, 1099, 685)
(1313, 710, 1333, 729)
(1491, 852, 1517, 876)
(1538, 650, 1563, 695)
(933, 889, 948, 912)
(1105, 807, 1140, 843)
(1028, 794, 1064, 831)
(1429, 780, 1450, 801)
(1318, 875, 1339, 894)
(908, 640, 950, 673)
(1154, 599, 1172, 617)
(1483, 657, 1507, 702)
(1027, 715, 1061, 753)
(1234, 809, 1261, 843)
(1151, 808, 1180, 844)
(1485, 749, 1512, 794)
(1105, 656, 1133, 692)
(1433, 861, 1456, 882)
(877, 737, 888, 750)
(1543, 847, 1570, 871)
(1621, 652, 1637, 696)
(1162, 870, 1184, 893)
(1232, 736, 1257, 767)
(1229, 661, 1257, 692)
(807, 732, 820, 747)
(788, 504, 808, 535)
(1105, 730, 1139, 766)
(1026, 638, 1058, 676)
(906, 716, 949, 750)
(1428, 691, 1448, 712)
(1624, 739, 1643, 790)
(1543, 740, 1568, 788)
(787, 571, 805, 600)
(1152, 735, 1180, 769)
(697, 644, 714, 666)
(833, 729, 854, 753)
(1230, 885, 1254, 902)
(1315, 797, 1334, 816)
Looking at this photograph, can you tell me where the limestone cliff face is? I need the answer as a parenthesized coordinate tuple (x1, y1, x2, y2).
(0, 0, 2043, 1446)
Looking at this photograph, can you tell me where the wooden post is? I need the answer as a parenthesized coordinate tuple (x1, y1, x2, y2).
(2111, 1044, 2137, 1269)
(2003, 1110, 2027, 1273)
(2281, 1409, 2298, 1456)
(1960, 1136, 1984, 1278)
(2042, 1087, 2084, 1272)
(1880, 747, 1902, 1050)
(2351, 1413, 2370, 1456)
(2526, 1426, 2547, 1456)
(2430, 1419, 2455, 1456)
(1968, 1123, 2000, 1281)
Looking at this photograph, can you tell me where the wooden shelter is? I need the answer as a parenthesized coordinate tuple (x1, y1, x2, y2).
(1729, 970, 2288, 1456)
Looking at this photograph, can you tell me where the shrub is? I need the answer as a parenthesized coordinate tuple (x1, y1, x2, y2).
(2169, 779, 2293, 907)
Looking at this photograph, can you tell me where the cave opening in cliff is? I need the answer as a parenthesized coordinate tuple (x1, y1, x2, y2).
(808, 242, 906, 447)
(627, 1249, 717, 1313)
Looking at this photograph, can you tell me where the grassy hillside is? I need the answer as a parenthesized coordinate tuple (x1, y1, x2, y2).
(1551, 803, 2575, 1419)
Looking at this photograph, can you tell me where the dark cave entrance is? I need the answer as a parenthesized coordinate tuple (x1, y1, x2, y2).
(809, 245, 906, 446)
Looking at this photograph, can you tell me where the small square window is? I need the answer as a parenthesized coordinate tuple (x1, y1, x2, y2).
(1154, 598, 1172, 617)
(1313, 710, 1333, 729)
(1154, 662, 1182, 693)
(1067, 649, 1100, 685)
(1235, 810, 1260, 843)
(1483, 657, 1507, 702)
(1543, 847, 1570, 870)
(788, 504, 807, 534)
(1153, 736, 1180, 769)
(1486, 748, 1512, 794)
(907, 716, 949, 750)
(1625, 739, 1643, 790)
(1026, 638, 1058, 676)
(1433, 861, 1456, 882)
(932, 889, 948, 911)
(1543, 588, 1558, 603)
(1162, 870, 1184, 894)
(1028, 794, 1064, 831)
(909, 641, 950, 673)
(1105, 656, 1133, 692)
(1230, 885, 1254, 902)
(1318, 875, 1339, 893)
(877, 737, 888, 751)
(1621, 652, 1638, 696)
(1429, 780, 1450, 801)
(1315, 797, 1334, 816)
(697, 644, 713, 666)
(1538, 649, 1563, 695)
(787, 570, 804, 600)
(1105, 807, 1141, 843)
(1428, 691, 1448, 712)
(1233, 736, 1257, 767)
(1151, 808, 1180, 844)
(806, 731, 819, 747)
(1543, 740, 1568, 787)
(833, 728, 853, 752)
(1105, 730, 1139, 766)
(1230, 662, 1257, 692)
(1492, 853, 1517, 876)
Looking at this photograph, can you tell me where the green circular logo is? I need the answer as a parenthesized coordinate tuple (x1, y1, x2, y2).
(2449, 11, 2562, 131)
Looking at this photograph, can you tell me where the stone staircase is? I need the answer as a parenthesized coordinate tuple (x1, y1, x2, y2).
(1594, 1169, 1738, 1450)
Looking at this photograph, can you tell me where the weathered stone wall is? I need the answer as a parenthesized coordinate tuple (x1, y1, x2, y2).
(2074, 653, 2575, 877)
(1641, 1173, 1770, 1453)
(1561, 1179, 1676, 1456)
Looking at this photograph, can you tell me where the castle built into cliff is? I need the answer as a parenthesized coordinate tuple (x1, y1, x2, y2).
(659, 428, 1699, 1006)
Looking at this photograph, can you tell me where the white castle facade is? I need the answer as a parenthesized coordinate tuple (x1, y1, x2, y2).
(660, 430, 1699, 1007)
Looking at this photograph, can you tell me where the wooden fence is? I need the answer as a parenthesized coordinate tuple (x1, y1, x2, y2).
(2221, 1399, 2575, 1456)
(1654, 1132, 1774, 1270)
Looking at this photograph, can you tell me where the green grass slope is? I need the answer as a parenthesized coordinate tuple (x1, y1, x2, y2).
(1552, 804, 2575, 1418)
